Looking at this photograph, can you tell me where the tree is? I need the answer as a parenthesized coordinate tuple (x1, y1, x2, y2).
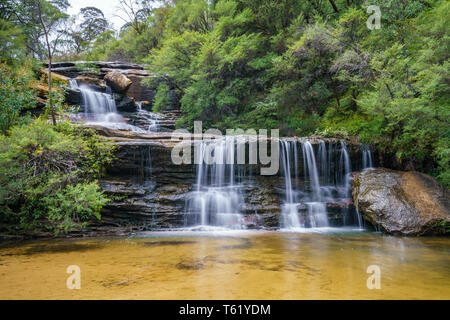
(79, 7, 110, 42)
(115, 0, 154, 35)
(7, 0, 69, 59)
(37, 0, 68, 125)
(66, 7, 111, 54)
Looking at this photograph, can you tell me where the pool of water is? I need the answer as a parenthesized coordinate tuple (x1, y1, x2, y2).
(0, 230, 448, 299)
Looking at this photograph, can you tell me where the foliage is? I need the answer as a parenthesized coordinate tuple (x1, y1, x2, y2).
(3, 0, 70, 60)
(140, 0, 450, 185)
(153, 82, 172, 113)
(0, 0, 448, 188)
(0, 119, 115, 234)
(0, 18, 26, 65)
(0, 62, 35, 134)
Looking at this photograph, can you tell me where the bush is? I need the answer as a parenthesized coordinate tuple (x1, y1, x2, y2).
(153, 82, 172, 112)
(0, 63, 35, 134)
(0, 119, 115, 234)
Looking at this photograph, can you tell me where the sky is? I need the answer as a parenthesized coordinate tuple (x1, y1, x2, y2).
(68, 0, 125, 31)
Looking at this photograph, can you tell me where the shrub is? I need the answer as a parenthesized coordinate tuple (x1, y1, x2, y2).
(0, 63, 35, 134)
(0, 119, 115, 234)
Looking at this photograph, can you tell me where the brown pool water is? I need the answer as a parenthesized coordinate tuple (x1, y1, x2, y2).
(0, 230, 448, 299)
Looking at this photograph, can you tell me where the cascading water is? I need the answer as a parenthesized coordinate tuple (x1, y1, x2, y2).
(280, 140, 329, 229)
(280, 139, 363, 230)
(353, 144, 375, 228)
(184, 136, 245, 229)
(69, 79, 144, 132)
(280, 140, 301, 228)
(136, 102, 162, 132)
(362, 144, 373, 169)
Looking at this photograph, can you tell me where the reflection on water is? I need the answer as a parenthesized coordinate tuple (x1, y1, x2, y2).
(0, 231, 449, 299)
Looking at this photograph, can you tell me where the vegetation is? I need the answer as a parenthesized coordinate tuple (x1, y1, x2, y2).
(86, 0, 447, 187)
(0, 0, 448, 237)
(0, 62, 35, 134)
(0, 120, 114, 235)
(0, 0, 116, 235)
(126, 0, 447, 187)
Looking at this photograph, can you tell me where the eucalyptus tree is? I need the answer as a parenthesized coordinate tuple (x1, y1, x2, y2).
(115, 0, 155, 35)
(66, 7, 111, 54)
(7, 0, 70, 124)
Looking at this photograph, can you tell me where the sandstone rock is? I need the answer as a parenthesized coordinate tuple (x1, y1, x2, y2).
(114, 93, 136, 112)
(35, 83, 49, 98)
(36, 96, 46, 109)
(33, 83, 62, 98)
(352, 168, 450, 235)
(104, 71, 132, 93)
(63, 86, 82, 105)
(74, 75, 106, 91)
(40, 70, 69, 85)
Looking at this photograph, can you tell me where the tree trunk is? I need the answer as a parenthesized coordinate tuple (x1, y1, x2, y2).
(37, 1, 56, 125)
(328, 0, 339, 13)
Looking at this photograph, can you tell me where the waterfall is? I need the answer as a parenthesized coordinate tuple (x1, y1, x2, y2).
(362, 144, 373, 169)
(69, 79, 145, 132)
(280, 139, 364, 230)
(338, 141, 351, 198)
(69, 79, 78, 88)
(339, 141, 365, 229)
(72, 81, 120, 121)
(280, 139, 329, 229)
(301, 140, 329, 228)
(136, 102, 162, 132)
(184, 136, 245, 229)
(280, 140, 301, 228)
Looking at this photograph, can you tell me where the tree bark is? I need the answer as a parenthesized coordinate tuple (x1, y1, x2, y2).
(328, 0, 339, 13)
(37, 0, 56, 125)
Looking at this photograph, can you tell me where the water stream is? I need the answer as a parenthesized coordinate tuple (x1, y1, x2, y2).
(69, 79, 145, 132)
(181, 137, 374, 231)
(184, 136, 245, 229)
(279, 139, 360, 230)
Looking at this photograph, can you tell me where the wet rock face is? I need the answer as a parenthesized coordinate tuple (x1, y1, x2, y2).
(64, 87, 82, 105)
(75, 75, 106, 91)
(95, 139, 364, 231)
(47, 61, 181, 109)
(114, 94, 136, 112)
(352, 168, 450, 235)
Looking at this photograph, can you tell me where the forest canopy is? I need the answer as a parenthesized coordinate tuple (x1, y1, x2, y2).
(85, 0, 448, 186)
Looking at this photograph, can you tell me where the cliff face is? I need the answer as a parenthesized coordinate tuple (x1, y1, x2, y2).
(82, 130, 367, 232)
(44, 61, 180, 104)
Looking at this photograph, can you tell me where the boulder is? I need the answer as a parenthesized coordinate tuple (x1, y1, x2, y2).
(74, 75, 106, 91)
(63, 86, 82, 105)
(114, 93, 136, 112)
(104, 71, 132, 93)
(352, 168, 450, 235)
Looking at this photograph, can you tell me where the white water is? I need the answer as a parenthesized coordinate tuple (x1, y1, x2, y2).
(185, 136, 245, 229)
(69, 79, 145, 132)
(362, 144, 373, 169)
(136, 102, 162, 132)
(280, 140, 330, 229)
(280, 139, 364, 230)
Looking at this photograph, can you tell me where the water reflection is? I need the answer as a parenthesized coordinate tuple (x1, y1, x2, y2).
(0, 231, 448, 299)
